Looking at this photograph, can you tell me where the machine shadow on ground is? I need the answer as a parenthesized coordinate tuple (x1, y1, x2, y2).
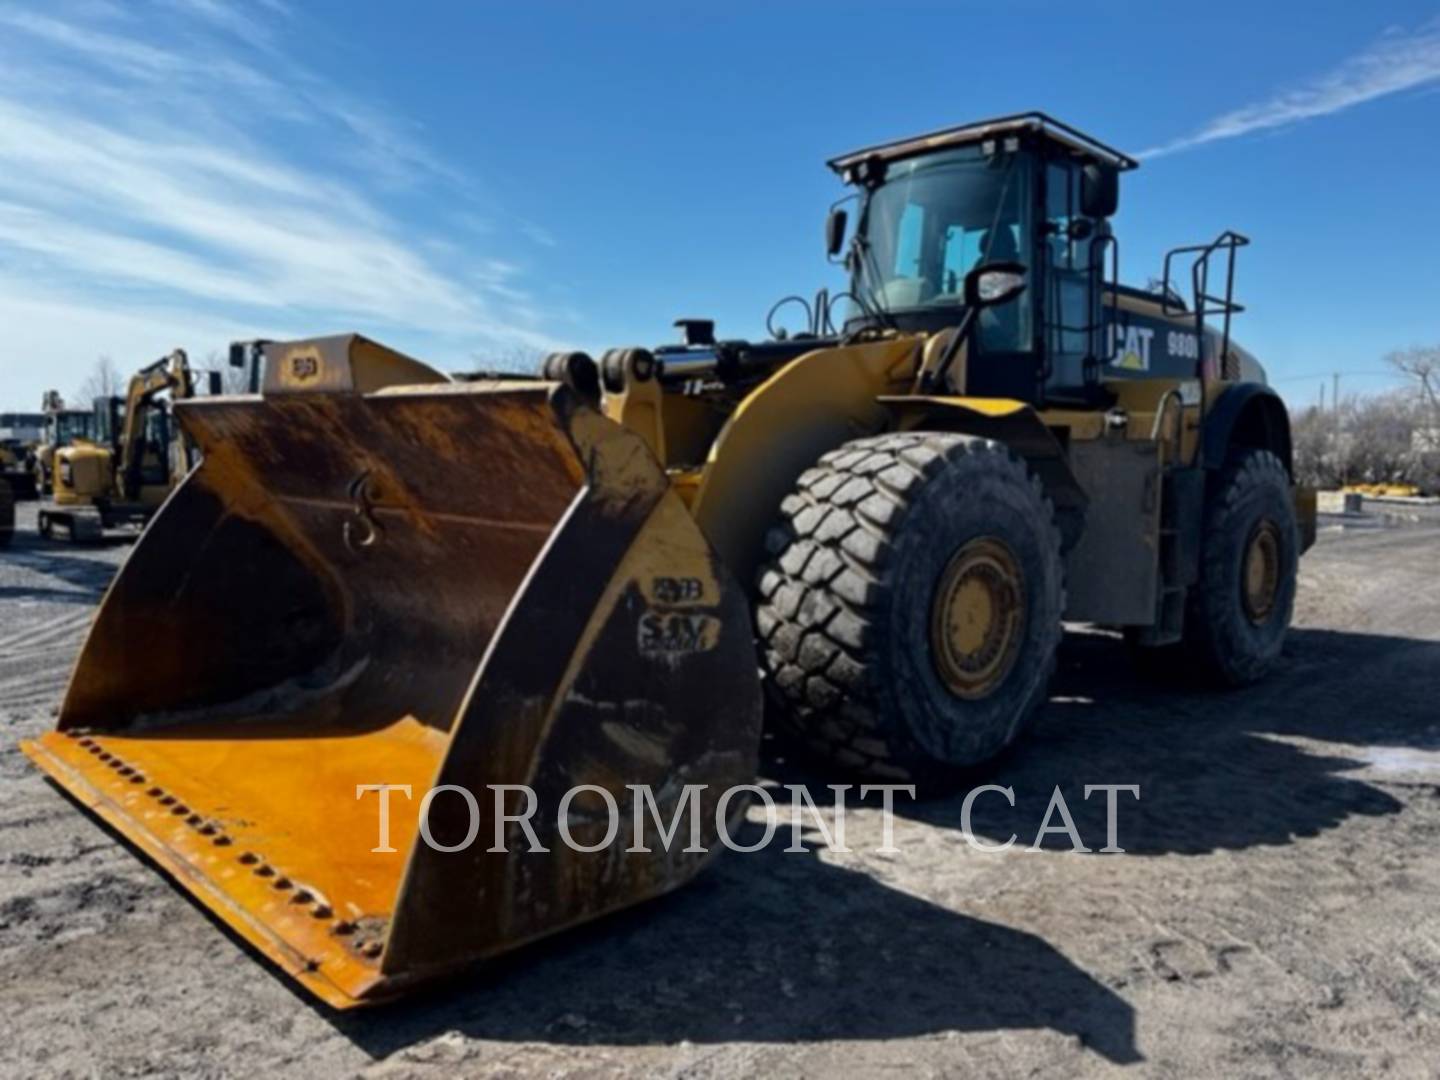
(21, 524, 1433, 1069)
(330, 837, 1141, 1064)
(0, 551, 125, 605)
(322, 625, 1440, 1064)
(36, 756, 1130, 1065)
(798, 626, 1427, 855)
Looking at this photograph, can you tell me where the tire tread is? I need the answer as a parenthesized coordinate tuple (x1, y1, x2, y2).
(755, 431, 1064, 778)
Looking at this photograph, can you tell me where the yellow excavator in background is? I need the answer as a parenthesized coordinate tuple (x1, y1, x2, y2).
(37, 350, 201, 541)
(26, 114, 1315, 1007)
(33, 391, 98, 497)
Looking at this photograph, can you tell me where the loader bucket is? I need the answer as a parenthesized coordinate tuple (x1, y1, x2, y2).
(22, 340, 761, 1009)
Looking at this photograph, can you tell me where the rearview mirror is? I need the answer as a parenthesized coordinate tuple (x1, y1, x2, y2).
(1080, 163, 1119, 219)
(228, 342, 246, 368)
(825, 207, 848, 258)
(207, 371, 223, 395)
(964, 261, 1028, 308)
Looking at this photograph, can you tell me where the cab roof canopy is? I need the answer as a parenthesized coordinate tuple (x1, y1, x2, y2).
(827, 111, 1139, 178)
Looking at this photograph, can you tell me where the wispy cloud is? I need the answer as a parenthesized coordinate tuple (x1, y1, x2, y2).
(1141, 18, 1440, 159)
(159, 0, 291, 52)
(0, 1, 560, 402)
(519, 221, 559, 249)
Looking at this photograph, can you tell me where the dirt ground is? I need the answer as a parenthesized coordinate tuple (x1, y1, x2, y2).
(2, 499, 1439, 1078)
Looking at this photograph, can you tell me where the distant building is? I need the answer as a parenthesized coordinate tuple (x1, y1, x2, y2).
(0, 412, 44, 443)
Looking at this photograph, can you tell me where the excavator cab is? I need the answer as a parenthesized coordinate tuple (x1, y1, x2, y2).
(34, 401, 97, 495)
(93, 391, 175, 498)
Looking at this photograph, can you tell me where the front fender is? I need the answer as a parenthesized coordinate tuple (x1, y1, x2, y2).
(691, 338, 917, 583)
(879, 395, 1089, 550)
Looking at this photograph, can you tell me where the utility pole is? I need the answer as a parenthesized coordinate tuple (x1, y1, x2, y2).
(1332, 372, 1340, 415)
(1319, 382, 1325, 412)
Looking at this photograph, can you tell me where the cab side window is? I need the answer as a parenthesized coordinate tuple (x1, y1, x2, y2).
(1045, 161, 1092, 359)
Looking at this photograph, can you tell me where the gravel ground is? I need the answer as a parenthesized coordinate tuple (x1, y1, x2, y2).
(2, 499, 1439, 1078)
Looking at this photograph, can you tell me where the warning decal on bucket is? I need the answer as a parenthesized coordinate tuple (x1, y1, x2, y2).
(651, 576, 706, 605)
(279, 345, 325, 387)
(638, 611, 721, 657)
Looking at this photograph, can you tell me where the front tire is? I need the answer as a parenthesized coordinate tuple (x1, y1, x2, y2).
(755, 432, 1065, 782)
(1186, 449, 1297, 685)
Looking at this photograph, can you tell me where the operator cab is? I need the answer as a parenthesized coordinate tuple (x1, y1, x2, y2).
(47, 409, 97, 448)
(94, 395, 173, 493)
(573, 114, 1249, 444)
(829, 113, 1144, 406)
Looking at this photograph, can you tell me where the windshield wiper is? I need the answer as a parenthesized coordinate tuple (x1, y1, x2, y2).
(851, 233, 898, 331)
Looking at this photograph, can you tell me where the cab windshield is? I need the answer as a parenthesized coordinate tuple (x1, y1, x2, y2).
(853, 146, 1032, 350)
(52, 412, 95, 445)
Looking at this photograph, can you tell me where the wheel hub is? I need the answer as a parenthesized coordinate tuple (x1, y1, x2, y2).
(930, 537, 1026, 700)
(1241, 520, 1281, 625)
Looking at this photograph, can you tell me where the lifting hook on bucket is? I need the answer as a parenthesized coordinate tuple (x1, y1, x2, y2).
(342, 469, 382, 553)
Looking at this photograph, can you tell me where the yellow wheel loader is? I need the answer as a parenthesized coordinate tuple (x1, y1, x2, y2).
(38, 351, 200, 541)
(24, 113, 1315, 1007)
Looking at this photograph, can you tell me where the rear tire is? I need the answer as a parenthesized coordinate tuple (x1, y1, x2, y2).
(755, 432, 1065, 783)
(1186, 449, 1297, 685)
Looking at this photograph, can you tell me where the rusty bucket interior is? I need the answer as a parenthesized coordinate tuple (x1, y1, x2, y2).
(23, 338, 760, 1008)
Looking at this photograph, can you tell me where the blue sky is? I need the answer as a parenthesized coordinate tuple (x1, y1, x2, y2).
(1, 1, 1437, 409)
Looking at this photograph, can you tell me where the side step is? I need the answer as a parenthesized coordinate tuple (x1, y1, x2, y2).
(1134, 467, 1203, 647)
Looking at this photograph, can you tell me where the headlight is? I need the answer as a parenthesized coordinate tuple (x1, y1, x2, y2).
(59, 459, 73, 487)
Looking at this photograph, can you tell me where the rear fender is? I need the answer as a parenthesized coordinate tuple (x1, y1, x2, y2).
(1202, 383, 1292, 475)
(1201, 383, 1314, 552)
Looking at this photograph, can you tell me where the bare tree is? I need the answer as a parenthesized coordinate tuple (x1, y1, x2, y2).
(1291, 403, 1335, 488)
(74, 355, 124, 406)
(1388, 345, 1440, 425)
(1345, 394, 1415, 484)
(459, 343, 548, 379)
(1292, 389, 1440, 491)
